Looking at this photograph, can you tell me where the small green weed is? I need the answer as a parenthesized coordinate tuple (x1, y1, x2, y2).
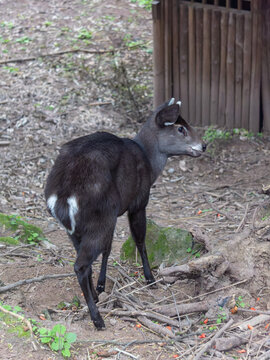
(236, 296, 245, 308)
(261, 212, 270, 221)
(0, 213, 46, 245)
(1, 21, 14, 29)
(216, 308, 227, 324)
(77, 28, 92, 40)
(203, 127, 232, 144)
(34, 324, 77, 358)
(44, 21, 52, 27)
(3, 66, 19, 73)
(15, 36, 32, 44)
(130, 0, 152, 10)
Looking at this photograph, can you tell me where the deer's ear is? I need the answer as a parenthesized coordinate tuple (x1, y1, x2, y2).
(155, 104, 179, 128)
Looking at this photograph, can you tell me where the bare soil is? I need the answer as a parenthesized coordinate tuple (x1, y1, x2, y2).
(0, 1, 270, 359)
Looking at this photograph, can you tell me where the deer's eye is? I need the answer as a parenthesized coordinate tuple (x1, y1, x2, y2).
(178, 126, 186, 136)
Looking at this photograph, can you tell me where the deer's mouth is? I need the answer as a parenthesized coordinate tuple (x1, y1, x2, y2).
(189, 145, 204, 157)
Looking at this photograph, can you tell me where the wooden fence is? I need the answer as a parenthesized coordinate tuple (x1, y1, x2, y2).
(152, 0, 270, 132)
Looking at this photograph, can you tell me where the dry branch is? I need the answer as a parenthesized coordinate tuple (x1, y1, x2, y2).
(214, 330, 252, 351)
(137, 315, 175, 339)
(159, 255, 224, 277)
(156, 301, 209, 317)
(100, 308, 180, 328)
(193, 318, 234, 360)
(0, 273, 75, 293)
(237, 314, 270, 330)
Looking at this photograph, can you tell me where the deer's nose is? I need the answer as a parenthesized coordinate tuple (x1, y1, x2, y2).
(202, 143, 207, 152)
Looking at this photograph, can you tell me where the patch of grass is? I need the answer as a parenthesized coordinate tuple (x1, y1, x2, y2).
(0, 236, 19, 245)
(203, 127, 232, 144)
(3, 66, 19, 73)
(0, 303, 30, 339)
(130, 0, 152, 10)
(15, 36, 32, 44)
(0, 213, 46, 245)
(77, 28, 92, 40)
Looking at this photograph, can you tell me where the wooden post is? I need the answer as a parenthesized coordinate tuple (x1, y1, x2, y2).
(249, 0, 262, 132)
(195, 6, 203, 126)
(261, 0, 270, 131)
(179, 3, 189, 120)
(153, 1, 165, 108)
(225, 12, 235, 129)
(241, 14, 252, 130)
(188, 5, 196, 124)
(164, 0, 173, 100)
(172, 0, 180, 100)
(210, 9, 221, 126)
(202, 7, 211, 126)
(235, 13, 244, 128)
(218, 11, 228, 127)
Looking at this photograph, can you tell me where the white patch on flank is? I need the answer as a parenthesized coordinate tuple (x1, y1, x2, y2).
(67, 195, 78, 235)
(177, 101, 182, 107)
(168, 97, 175, 106)
(164, 121, 175, 126)
(191, 143, 203, 151)
(47, 194, 58, 218)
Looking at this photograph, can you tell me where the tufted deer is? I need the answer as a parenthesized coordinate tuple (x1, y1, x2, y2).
(44, 98, 206, 329)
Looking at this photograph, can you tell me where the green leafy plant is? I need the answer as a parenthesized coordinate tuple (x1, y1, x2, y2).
(203, 127, 232, 144)
(34, 324, 77, 358)
(216, 308, 227, 324)
(77, 28, 92, 40)
(236, 296, 245, 308)
(15, 36, 32, 43)
(0, 213, 46, 245)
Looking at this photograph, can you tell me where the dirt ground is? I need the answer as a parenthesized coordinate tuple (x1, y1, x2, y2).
(1, 1, 270, 359)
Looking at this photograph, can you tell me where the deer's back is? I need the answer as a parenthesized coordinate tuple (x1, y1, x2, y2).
(45, 132, 152, 221)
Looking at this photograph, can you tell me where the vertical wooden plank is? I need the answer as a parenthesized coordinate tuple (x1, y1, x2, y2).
(218, 10, 228, 127)
(234, 13, 244, 128)
(261, 1, 270, 131)
(195, 6, 203, 126)
(249, 0, 262, 132)
(164, 0, 173, 100)
(241, 14, 252, 129)
(202, 7, 211, 126)
(210, 9, 221, 125)
(152, 1, 165, 107)
(179, 4, 189, 119)
(188, 5, 196, 124)
(172, 0, 180, 101)
(225, 12, 235, 129)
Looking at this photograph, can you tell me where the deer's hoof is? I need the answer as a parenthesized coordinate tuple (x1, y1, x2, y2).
(96, 283, 105, 294)
(93, 316, 105, 330)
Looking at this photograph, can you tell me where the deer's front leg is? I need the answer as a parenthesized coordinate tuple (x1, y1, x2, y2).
(128, 208, 155, 285)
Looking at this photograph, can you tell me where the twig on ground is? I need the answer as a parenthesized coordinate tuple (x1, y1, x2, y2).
(203, 194, 235, 221)
(193, 318, 234, 360)
(152, 278, 249, 309)
(0, 42, 150, 65)
(0, 304, 33, 337)
(114, 348, 139, 359)
(0, 273, 75, 293)
(235, 203, 249, 232)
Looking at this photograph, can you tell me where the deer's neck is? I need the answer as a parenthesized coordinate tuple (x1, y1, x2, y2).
(134, 125, 168, 184)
